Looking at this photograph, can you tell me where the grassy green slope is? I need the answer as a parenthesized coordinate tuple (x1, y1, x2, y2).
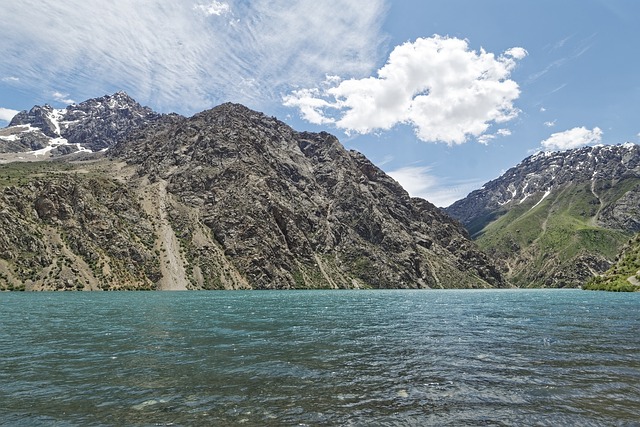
(584, 233, 640, 292)
(474, 181, 634, 288)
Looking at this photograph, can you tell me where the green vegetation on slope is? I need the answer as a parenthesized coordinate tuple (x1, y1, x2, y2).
(584, 233, 640, 292)
(475, 182, 634, 288)
(0, 160, 162, 291)
(0, 160, 75, 188)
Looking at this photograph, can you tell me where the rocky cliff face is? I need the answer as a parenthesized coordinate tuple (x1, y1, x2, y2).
(0, 92, 160, 156)
(0, 96, 506, 291)
(446, 144, 640, 288)
(111, 103, 505, 289)
(0, 163, 160, 291)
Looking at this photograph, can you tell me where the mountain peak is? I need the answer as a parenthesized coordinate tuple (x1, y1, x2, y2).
(73, 91, 147, 112)
(445, 143, 640, 288)
(195, 102, 267, 121)
(1, 92, 161, 156)
(448, 143, 640, 225)
(110, 99, 506, 290)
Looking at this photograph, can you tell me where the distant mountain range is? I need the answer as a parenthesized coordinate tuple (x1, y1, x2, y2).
(0, 93, 504, 291)
(2, 92, 638, 291)
(446, 144, 640, 288)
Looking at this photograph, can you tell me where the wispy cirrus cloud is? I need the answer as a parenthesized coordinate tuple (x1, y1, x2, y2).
(0, 0, 386, 114)
(284, 36, 527, 145)
(528, 33, 596, 83)
(387, 165, 485, 207)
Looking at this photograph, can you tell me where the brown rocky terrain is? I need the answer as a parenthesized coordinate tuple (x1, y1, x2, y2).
(0, 96, 506, 290)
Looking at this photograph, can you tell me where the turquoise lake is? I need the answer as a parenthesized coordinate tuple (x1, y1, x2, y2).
(1, 289, 639, 426)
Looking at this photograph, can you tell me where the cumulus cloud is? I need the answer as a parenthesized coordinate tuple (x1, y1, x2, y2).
(284, 35, 526, 145)
(544, 120, 556, 127)
(0, 0, 385, 114)
(0, 107, 19, 122)
(387, 165, 483, 207)
(541, 126, 603, 151)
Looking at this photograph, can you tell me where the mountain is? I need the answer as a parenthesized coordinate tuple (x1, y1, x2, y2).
(446, 144, 640, 288)
(584, 233, 640, 291)
(0, 94, 505, 291)
(0, 92, 159, 156)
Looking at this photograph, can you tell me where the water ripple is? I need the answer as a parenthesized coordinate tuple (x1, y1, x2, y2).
(1, 289, 639, 426)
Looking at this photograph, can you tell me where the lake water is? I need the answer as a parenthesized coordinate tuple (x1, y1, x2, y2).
(1, 289, 639, 426)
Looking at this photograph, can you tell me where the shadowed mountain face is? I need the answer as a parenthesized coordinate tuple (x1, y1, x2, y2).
(0, 95, 505, 290)
(446, 144, 640, 288)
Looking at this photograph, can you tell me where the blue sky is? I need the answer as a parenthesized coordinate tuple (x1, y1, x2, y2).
(1, 0, 639, 206)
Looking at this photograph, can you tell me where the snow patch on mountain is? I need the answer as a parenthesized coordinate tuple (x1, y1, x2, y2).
(529, 189, 551, 211)
(446, 143, 640, 226)
(1, 92, 161, 156)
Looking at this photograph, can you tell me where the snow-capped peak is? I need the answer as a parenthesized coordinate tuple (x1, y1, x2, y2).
(1, 91, 160, 158)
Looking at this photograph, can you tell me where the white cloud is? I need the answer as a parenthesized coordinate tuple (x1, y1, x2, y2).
(52, 92, 76, 104)
(504, 47, 528, 60)
(548, 83, 567, 94)
(0, 0, 385, 114)
(2, 76, 19, 83)
(387, 165, 483, 207)
(541, 126, 603, 151)
(0, 107, 19, 122)
(540, 106, 546, 112)
(194, 1, 230, 16)
(388, 166, 438, 197)
(477, 134, 495, 145)
(544, 120, 556, 127)
(284, 36, 526, 145)
(477, 129, 510, 145)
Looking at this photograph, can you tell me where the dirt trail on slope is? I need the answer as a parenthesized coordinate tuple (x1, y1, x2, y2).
(140, 178, 189, 291)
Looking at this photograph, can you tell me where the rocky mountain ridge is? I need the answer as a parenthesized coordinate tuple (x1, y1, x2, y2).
(0, 92, 160, 156)
(0, 94, 506, 291)
(446, 144, 640, 288)
(447, 144, 640, 234)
